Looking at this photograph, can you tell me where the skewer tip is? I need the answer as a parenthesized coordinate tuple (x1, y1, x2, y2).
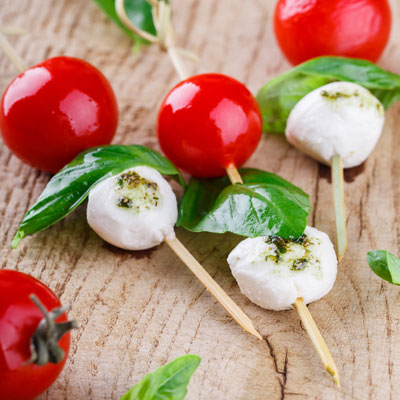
(251, 328, 263, 341)
(326, 365, 340, 387)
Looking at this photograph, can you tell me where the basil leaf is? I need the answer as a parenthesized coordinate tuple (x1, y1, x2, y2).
(367, 250, 400, 285)
(120, 355, 201, 400)
(257, 56, 400, 133)
(177, 168, 311, 239)
(92, 0, 157, 46)
(12, 145, 184, 248)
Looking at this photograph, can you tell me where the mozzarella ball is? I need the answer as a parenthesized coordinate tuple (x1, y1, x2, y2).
(286, 82, 385, 168)
(227, 226, 337, 311)
(87, 166, 178, 250)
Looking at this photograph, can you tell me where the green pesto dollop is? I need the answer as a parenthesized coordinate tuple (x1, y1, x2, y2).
(114, 170, 160, 213)
(262, 233, 323, 278)
(265, 234, 315, 271)
(320, 88, 384, 116)
(320, 90, 357, 101)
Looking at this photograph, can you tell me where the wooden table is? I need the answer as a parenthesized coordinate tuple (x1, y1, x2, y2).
(1, 1, 400, 399)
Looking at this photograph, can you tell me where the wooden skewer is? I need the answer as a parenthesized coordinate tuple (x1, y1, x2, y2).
(226, 163, 243, 185)
(331, 155, 348, 261)
(165, 236, 263, 340)
(0, 31, 27, 73)
(115, 0, 193, 82)
(115, 0, 158, 43)
(293, 298, 340, 386)
(1, 26, 26, 35)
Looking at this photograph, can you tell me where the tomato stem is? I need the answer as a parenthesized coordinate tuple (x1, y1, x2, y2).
(114, 0, 196, 81)
(115, 0, 158, 43)
(27, 294, 78, 366)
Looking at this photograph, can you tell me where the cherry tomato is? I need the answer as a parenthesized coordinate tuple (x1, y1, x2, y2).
(0, 269, 73, 400)
(0, 56, 118, 173)
(274, 0, 392, 65)
(157, 74, 262, 177)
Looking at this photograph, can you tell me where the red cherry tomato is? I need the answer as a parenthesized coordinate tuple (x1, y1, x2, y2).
(157, 74, 262, 178)
(0, 56, 118, 173)
(0, 270, 72, 400)
(274, 0, 392, 65)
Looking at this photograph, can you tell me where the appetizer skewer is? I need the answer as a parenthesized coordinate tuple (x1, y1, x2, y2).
(10, 145, 263, 341)
(87, 165, 262, 340)
(116, 1, 338, 383)
(286, 81, 385, 259)
(228, 226, 339, 384)
(224, 166, 340, 384)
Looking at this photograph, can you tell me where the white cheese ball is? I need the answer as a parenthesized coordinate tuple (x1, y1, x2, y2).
(87, 166, 178, 250)
(227, 226, 337, 311)
(286, 82, 385, 168)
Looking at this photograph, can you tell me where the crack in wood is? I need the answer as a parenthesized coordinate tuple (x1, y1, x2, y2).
(264, 336, 288, 400)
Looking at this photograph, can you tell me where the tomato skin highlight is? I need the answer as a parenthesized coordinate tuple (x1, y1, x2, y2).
(157, 74, 262, 178)
(0, 270, 70, 400)
(274, 0, 392, 65)
(0, 56, 118, 173)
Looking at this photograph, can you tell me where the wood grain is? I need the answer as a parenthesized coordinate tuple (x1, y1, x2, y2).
(0, 0, 400, 399)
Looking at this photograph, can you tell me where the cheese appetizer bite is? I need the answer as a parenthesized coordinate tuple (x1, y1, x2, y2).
(87, 166, 177, 250)
(286, 81, 385, 169)
(227, 226, 337, 311)
(285, 81, 385, 260)
(228, 226, 340, 384)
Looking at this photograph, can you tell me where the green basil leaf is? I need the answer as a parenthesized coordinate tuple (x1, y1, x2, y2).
(92, 0, 157, 46)
(120, 355, 201, 400)
(257, 56, 400, 133)
(12, 145, 184, 248)
(177, 168, 311, 239)
(367, 250, 400, 285)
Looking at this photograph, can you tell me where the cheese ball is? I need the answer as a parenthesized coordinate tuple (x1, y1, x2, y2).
(227, 226, 337, 311)
(286, 81, 385, 168)
(87, 166, 177, 250)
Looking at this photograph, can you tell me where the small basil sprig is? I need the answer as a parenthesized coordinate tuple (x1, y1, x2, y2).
(12, 145, 184, 248)
(367, 250, 400, 285)
(257, 56, 400, 133)
(177, 168, 311, 239)
(120, 355, 200, 400)
(92, 0, 164, 49)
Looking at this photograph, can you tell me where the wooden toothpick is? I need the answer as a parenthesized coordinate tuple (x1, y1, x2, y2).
(226, 163, 243, 185)
(0, 31, 27, 73)
(293, 298, 340, 386)
(331, 155, 348, 261)
(165, 236, 263, 341)
(115, 0, 193, 82)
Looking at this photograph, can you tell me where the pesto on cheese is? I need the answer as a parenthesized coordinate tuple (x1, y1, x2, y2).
(264, 233, 322, 277)
(114, 171, 161, 213)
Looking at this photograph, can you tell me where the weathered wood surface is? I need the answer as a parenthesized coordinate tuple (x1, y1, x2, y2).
(1, 0, 400, 399)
